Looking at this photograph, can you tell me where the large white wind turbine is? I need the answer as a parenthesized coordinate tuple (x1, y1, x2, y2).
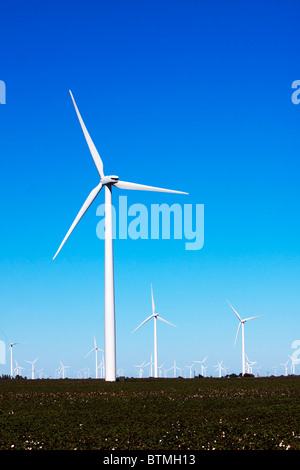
(131, 285, 176, 378)
(52, 91, 188, 382)
(227, 300, 262, 376)
(85, 334, 104, 379)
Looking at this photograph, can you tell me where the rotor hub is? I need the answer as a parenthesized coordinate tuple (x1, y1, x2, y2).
(101, 175, 119, 185)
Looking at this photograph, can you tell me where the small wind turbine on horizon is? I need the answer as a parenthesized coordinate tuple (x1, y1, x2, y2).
(158, 362, 165, 377)
(214, 360, 224, 378)
(59, 361, 70, 379)
(288, 355, 297, 375)
(131, 285, 177, 378)
(14, 360, 25, 377)
(168, 360, 181, 378)
(52, 91, 188, 382)
(25, 358, 38, 380)
(1, 331, 25, 379)
(134, 361, 146, 378)
(245, 354, 256, 374)
(194, 356, 208, 377)
(227, 300, 262, 376)
(85, 334, 104, 379)
(280, 359, 289, 376)
(185, 363, 194, 378)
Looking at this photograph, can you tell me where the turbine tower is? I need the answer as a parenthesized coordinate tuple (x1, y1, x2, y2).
(131, 284, 176, 378)
(227, 300, 262, 376)
(53, 91, 188, 382)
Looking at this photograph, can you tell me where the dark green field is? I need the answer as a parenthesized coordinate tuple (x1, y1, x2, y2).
(0, 376, 299, 450)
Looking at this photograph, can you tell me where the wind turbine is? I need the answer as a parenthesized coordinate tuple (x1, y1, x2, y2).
(134, 361, 146, 378)
(14, 360, 25, 377)
(131, 284, 177, 378)
(168, 360, 181, 378)
(59, 361, 70, 379)
(85, 334, 104, 379)
(227, 300, 262, 376)
(288, 355, 296, 375)
(25, 358, 38, 379)
(1, 331, 24, 379)
(194, 356, 208, 377)
(214, 360, 224, 378)
(185, 364, 194, 378)
(158, 362, 165, 377)
(52, 91, 188, 382)
(280, 360, 289, 376)
(245, 354, 256, 374)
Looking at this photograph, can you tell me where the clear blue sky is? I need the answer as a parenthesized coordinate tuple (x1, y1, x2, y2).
(0, 0, 300, 378)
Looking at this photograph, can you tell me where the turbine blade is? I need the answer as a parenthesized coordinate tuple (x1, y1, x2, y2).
(69, 90, 104, 178)
(85, 348, 95, 358)
(53, 183, 102, 260)
(1, 330, 11, 344)
(157, 316, 177, 328)
(234, 322, 241, 347)
(131, 314, 154, 334)
(151, 284, 155, 315)
(113, 180, 188, 194)
(244, 315, 262, 322)
(227, 300, 242, 321)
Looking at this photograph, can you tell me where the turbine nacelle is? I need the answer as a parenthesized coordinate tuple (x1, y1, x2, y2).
(101, 175, 119, 185)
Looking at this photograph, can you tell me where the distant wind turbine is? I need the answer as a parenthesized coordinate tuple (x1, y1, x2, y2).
(52, 91, 188, 382)
(288, 355, 297, 375)
(185, 364, 194, 378)
(168, 360, 181, 378)
(214, 360, 224, 378)
(14, 360, 25, 377)
(227, 300, 262, 376)
(85, 334, 104, 379)
(1, 331, 25, 379)
(25, 358, 38, 380)
(280, 360, 289, 376)
(59, 361, 70, 379)
(194, 356, 208, 377)
(134, 361, 146, 378)
(131, 285, 177, 378)
(158, 362, 165, 377)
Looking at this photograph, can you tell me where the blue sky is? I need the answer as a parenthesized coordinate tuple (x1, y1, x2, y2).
(0, 0, 300, 378)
